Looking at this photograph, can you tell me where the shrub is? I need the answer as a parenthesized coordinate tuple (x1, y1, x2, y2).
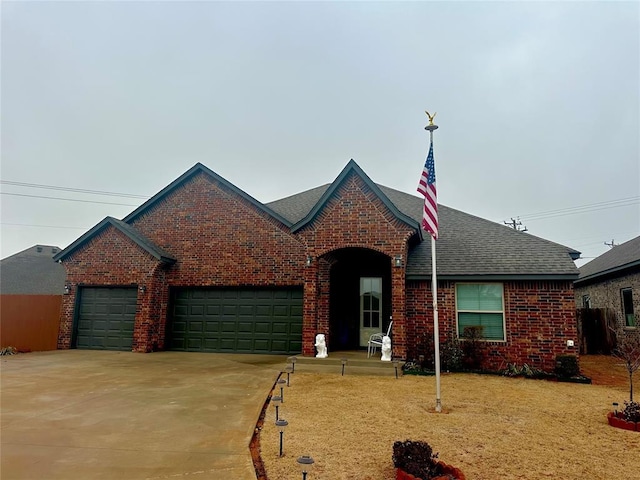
(392, 440, 443, 480)
(461, 326, 484, 370)
(440, 334, 463, 372)
(622, 401, 640, 423)
(0, 347, 17, 356)
(554, 355, 580, 378)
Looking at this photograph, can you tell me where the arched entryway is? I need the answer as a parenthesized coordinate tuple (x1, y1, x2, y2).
(328, 248, 392, 351)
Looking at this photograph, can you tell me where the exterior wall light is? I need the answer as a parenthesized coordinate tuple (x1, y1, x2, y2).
(139, 285, 146, 293)
(394, 255, 403, 267)
(64, 285, 71, 295)
(297, 455, 315, 479)
(306, 256, 312, 267)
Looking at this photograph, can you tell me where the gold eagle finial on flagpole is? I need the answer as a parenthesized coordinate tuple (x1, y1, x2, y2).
(425, 110, 437, 126)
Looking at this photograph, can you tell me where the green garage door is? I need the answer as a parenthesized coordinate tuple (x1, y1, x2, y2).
(169, 287, 303, 354)
(75, 287, 137, 350)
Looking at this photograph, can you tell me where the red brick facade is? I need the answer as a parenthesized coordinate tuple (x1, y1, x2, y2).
(58, 166, 578, 371)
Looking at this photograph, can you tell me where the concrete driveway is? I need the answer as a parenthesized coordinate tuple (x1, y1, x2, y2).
(1, 350, 287, 480)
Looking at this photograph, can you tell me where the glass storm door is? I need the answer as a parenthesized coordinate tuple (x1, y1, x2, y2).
(359, 277, 382, 347)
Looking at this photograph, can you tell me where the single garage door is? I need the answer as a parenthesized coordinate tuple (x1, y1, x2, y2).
(75, 287, 137, 350)
(169, 287, 303, 354)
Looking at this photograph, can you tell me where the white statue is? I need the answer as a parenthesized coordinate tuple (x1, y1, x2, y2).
(381, 335, 392, 362)
(315, 333, 328, 358)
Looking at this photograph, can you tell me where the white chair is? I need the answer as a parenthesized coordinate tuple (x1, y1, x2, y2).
(367, 320, 393, 358)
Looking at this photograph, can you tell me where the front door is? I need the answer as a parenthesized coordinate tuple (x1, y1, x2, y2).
(359, 277, 382, 347)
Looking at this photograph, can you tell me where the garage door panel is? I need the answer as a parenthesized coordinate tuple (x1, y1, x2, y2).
(74, 287, 136, 351)
(254, 322, 270, 334)
(237, 322, 253, 333)
(169, 287, 302, 354)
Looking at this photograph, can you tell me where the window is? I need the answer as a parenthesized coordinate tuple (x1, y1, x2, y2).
(456, 283, 505, 341)
(360, 277, 382, 329)
(621, 288, 636, 327)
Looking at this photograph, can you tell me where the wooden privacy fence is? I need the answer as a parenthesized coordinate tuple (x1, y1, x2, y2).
(576, 308, 618, 355)
(0, 295, 61, 352)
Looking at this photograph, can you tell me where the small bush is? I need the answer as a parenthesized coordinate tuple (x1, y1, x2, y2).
(622, 401, 640, 423)
(555, 355, 580, 378)
(461, 326, 484, 370)
(0, 347, 17, 356)
(392, 440, 443, 480)
(440, 334, 463, 372)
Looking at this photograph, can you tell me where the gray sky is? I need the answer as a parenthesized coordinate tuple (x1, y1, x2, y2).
(2, 1, 639, 266)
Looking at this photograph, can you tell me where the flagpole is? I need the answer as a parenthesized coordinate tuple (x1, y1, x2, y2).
(424, 122, 442, 413)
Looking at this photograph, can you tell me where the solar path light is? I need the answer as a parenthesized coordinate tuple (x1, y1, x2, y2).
(277, 378, 286, 402)
(341, 358, 347, 376)
(297, 455, 315, 479)
(271, 395, 282, 421)
(276, 419, 288, 457)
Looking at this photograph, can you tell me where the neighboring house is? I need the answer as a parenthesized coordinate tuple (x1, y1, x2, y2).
(54, 161, 580, 371)
(1, 245, 66, 351)
(574, 235, 640, 327)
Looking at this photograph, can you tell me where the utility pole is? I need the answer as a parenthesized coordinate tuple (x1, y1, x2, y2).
(504, 217, 528, 232)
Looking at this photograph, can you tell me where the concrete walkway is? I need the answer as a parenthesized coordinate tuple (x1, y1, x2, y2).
(0, 350, 287, 480)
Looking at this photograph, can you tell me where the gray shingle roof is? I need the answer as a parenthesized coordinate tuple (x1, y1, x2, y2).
(576, 235, 640, 284)
(1, 245, 66, 294)
(268, 183, 580, 279)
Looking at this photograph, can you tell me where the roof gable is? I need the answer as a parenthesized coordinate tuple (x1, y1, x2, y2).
(123, 163, 291, 227)
(290, 159, 422, 236)
(53, 217, 176, 264)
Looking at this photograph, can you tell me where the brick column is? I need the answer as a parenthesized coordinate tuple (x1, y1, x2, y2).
(302, 261, 318, 357)
(391, 258, 407, 359)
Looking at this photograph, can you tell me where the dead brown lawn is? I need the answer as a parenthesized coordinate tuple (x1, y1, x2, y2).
(260, 370, 639, 480)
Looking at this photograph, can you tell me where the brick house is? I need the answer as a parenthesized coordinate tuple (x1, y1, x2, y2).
(54, 161, 580, 371)
(574, 235, 639, 327)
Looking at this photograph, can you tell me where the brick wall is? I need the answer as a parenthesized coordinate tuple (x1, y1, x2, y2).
(406, 280, 578, 372)
(60, 172, 308, 351)
(574, 270, 640, 325)
(59, 168, 578, 369)
(295, 173, 417, 356)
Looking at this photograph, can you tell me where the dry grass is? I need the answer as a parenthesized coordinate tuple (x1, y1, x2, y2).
(260, 368, 639, 480)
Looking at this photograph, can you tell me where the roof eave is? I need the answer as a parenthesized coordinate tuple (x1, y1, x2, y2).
(575, 260, 640, 286)
(53, 217, 176, 264)
(406, 273, 580, 282)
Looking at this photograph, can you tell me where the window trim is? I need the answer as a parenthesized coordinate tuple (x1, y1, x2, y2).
(455, 282, 506, 342)
(621, 288, 636, 328)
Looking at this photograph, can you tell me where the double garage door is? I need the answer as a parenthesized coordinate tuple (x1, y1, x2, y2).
(169, 287, 303, 354)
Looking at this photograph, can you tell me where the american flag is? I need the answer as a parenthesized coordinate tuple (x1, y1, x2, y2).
(417, 141, 438, 239)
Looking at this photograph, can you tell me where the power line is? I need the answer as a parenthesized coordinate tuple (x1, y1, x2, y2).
(0, 192, 141, 207)
(0, 180, 150, 199)
(516, 196, 639, 221)
(1, 222, 88, 230)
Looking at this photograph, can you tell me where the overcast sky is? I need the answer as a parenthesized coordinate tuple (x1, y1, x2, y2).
(2, 1, 638, 267)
